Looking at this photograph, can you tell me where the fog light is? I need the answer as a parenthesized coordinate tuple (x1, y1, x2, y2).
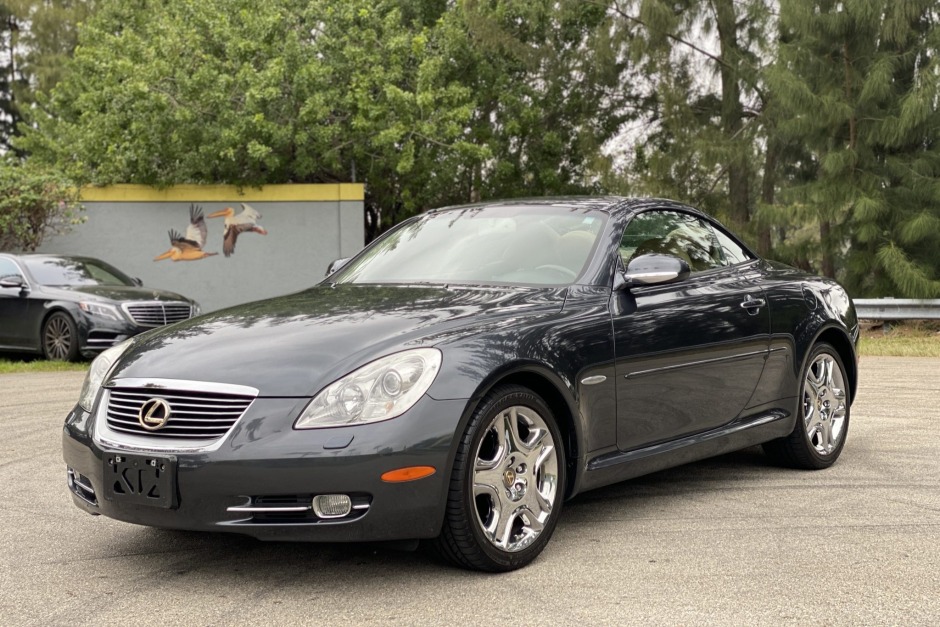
(312, 494, 352, 518)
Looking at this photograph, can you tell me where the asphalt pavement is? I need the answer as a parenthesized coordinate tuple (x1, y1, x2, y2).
(0, 357, 937, 626)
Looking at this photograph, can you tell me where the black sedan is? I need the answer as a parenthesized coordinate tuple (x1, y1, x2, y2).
(0, 253, 199, 361)
(62, 198, 858, 572)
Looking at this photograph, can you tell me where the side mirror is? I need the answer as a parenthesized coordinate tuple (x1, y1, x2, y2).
(132, 277, 144, 287)
(0, 276, 27, 291)
(325, 257, 351, 278)
(618, 253, 690, 289)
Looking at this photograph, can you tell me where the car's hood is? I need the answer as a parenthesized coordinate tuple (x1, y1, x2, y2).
(108, 284, 565, 396)
(41, 284, 192, 303)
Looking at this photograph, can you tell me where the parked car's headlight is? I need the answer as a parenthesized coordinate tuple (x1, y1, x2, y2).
(295, 348, 442, 429)
(78, 340, 132, 412)
(191, 302, 201, 317)
(79, 301, 123, 321)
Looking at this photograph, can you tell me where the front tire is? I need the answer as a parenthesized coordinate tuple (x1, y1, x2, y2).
(764, 342, 850, 469)
(42, 312, 80, 362)
(435, 385, 566, 572)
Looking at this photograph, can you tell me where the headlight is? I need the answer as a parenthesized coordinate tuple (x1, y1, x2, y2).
(191, 302, 201, 317)
(78, 340, 133, 412)
(295, 348, 442, 429)
(79, 301, 123, 321)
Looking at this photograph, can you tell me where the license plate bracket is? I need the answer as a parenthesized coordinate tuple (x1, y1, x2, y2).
(103, 453, 177, 509)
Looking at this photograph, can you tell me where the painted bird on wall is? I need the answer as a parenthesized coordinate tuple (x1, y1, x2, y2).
(154, 204, 218, 262)
(208, 203, 268, 257)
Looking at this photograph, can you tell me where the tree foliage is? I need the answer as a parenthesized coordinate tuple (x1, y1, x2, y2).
(599, 1, 775, 240)
(0, 159, 83, 250)
(769, 0, 940, 297)
(1, 0, 92, 153)
(12, 0, 940, 297)
(21, 0, 624, 229)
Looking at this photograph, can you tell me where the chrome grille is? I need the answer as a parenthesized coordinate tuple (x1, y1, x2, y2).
(122, 302, 193, 326)
(106, 387, 254, 440)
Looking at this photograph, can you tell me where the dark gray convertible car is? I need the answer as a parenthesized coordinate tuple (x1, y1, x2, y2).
(62, 197, 858, 571)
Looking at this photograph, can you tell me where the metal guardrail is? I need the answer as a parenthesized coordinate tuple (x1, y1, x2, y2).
(853, 298, 940, 320)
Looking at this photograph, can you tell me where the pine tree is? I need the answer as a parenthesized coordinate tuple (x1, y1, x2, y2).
(599, 0, 777, 251)
(769, 0, 940, 296)
(0, 0, 92, 154)
(1, 5, 23, 153)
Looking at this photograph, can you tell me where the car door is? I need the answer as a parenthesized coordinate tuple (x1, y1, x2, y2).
(0, 257, 36, 349)
(612, 210, 770, 452)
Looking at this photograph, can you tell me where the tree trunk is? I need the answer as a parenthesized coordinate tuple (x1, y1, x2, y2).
(757, 138, 778, 256)
(819, 219, 835, 278)
(713, 0, 749, 231)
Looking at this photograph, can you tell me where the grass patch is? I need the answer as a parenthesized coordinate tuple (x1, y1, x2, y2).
(859, 321, 940, 358)
(0, 357, 89, 374)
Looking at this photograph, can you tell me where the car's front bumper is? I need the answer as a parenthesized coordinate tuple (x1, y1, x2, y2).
(73, 311, 148, 356)
(62, 395, 468, 542)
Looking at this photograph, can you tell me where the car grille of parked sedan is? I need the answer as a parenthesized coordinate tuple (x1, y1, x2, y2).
(106, 388, 255, 440)
(122, 302, 194, 326)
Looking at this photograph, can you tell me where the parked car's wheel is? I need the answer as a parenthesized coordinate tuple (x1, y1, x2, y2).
(42, 312, 79, 362)
(435, 384, 565, 571)
(764, 342, 850, 469)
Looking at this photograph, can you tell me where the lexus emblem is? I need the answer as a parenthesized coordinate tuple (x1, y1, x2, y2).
(138, 398, 172, 431)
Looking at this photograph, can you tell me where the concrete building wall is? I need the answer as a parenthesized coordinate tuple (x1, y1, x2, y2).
(37, 184, 364, 313)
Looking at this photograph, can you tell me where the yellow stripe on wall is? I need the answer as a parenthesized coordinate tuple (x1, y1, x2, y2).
(80, 183, 365, 202)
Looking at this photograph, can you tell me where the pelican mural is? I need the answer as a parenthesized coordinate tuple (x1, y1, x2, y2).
(154, 204, 218, 262)
(208, 203, 268, 257)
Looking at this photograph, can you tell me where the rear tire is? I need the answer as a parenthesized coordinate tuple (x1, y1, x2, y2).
(434, 384, 566, 572)
(764, 342, 850, 469)
(42, 312, 80, 362)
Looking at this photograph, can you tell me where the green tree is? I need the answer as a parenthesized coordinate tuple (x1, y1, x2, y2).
(0, 0, 93, 153)
(440, 0, 628, 203)
(22, 1, 479, 206)
(597, 0, 777, 252)
(769, 0, 940, 297)
(21, 0, 629, 232)
(0, 159, 82, 250)
(1, 5, 24, 152)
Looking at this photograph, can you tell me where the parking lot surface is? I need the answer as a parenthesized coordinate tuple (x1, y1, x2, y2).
(1, 357, 938, 626)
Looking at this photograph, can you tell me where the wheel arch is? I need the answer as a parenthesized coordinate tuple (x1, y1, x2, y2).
(38, 303, 82, 356)
(457, 364, 583, 501)
(39, 302, 80, 332)
(810, 326, 858, 404)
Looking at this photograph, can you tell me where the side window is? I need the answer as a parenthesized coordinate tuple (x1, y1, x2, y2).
(0, 258, 25, 285)
(711, 226, 753, 266)
(620, 211, 724, 273)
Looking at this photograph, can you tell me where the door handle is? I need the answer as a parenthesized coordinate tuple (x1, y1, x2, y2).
(740, 296, 766, 310)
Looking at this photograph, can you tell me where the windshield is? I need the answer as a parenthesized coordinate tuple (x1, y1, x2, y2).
(334, 205, 607, 286)
(22, 257, 135, 287)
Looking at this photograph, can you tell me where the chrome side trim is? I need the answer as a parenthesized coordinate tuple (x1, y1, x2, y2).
(72, 475, 95, 494)
(624, 349, 769, 379)
(587, 409, 790, 471)
(227, 505, 312, 513)
(580, 375, 607, 385)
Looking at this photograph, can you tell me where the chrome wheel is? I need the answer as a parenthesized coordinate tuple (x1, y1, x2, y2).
(43, 313, 77, 361)
(764, 341, 851, 469)
(436, 385, 565, 571)
(803, 352, 848, 456)
(472, 405, 559, 553)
